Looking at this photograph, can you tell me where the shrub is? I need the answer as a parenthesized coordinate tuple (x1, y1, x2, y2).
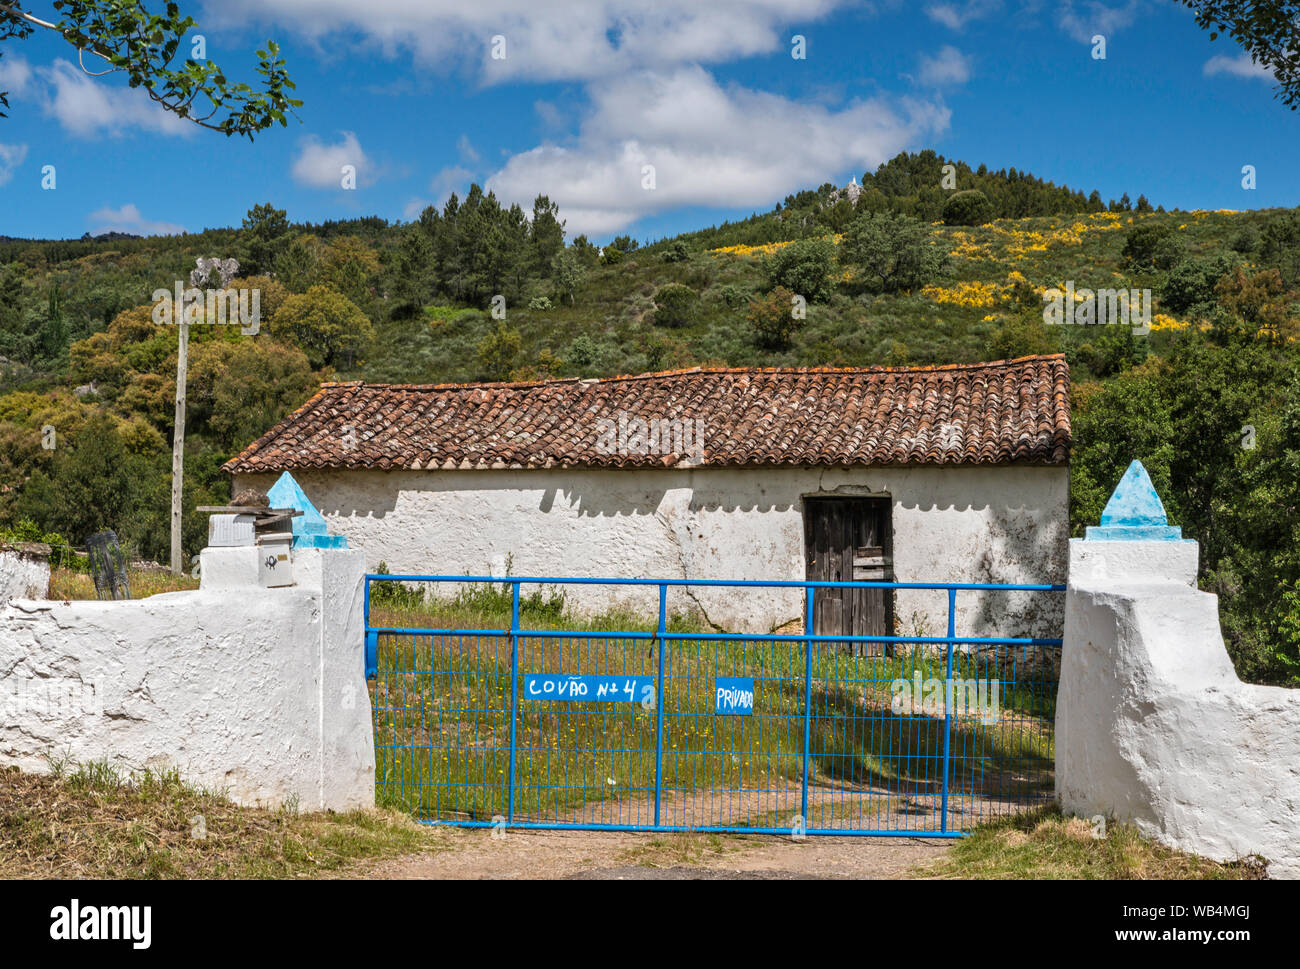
(1150, 233, 1187, 272)
(601, 246, 624, 266)
(842, 212, 947, 293)
(661, 241, 690, 263)
(369, 561, 425, 609)
(477, 322, 521, 380)
(1075, 323, 1149, 379)
(1161, 255, 1233, 314)
(637, 330, 691, 371)
(747, 286, 805, 349)
(528, 295, 553, 311)
(1260, 211, 1300, 285)
(568, 334, 597, 368)
(0, 518, 77, 569)
(942, 189, 994, 226)
(718, 284, 750, 309)
(1121, 223, 1174, 268)
(652, 283, 699, 328)
(1230, 224, 1261, 254)
(764, 237, 835, 302)
(985, 311, 1060, 361)
(451, 309, 485, 327)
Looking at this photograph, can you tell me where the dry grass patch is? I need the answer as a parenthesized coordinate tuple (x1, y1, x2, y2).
(0, 762, 450, 879)
(48, 567, 199, 600)
(618, 831, 748, 869)
(921, 806, 1269, 880)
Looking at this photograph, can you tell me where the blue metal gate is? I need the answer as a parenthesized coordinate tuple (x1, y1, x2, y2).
(364, 575, 1063, 837)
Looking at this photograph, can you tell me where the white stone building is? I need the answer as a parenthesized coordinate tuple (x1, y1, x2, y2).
(225, 356, 1071, 638)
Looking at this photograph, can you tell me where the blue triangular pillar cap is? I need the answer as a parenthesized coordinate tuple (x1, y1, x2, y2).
(1085, 460, 1184, 541)
(266, 472, 349, 549)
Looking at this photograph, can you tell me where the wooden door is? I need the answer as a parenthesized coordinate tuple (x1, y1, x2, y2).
(804, 497, 893, 655)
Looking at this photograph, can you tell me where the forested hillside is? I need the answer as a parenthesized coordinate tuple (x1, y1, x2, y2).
(1, 150, 1297, 683)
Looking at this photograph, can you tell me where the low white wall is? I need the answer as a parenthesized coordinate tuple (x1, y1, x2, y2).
(1057, 539, 1300, 878)
(0, 548, 374, 812)
(237, 465, 1068, 639)
(1, 543, 50, 602)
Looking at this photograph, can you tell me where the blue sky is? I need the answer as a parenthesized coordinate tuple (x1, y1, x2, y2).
(0, 0, 1296, 243)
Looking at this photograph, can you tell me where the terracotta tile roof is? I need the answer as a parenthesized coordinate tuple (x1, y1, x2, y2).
(223, 354, 1070, 474)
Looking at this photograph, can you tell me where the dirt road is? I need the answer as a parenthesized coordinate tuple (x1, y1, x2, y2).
(347, 826, 952, 880)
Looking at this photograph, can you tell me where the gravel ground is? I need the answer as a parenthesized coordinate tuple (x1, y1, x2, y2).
(348, 825, 952, 880)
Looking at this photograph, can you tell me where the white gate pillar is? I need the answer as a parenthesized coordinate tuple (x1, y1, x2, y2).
(1056, 459, 1300, 877)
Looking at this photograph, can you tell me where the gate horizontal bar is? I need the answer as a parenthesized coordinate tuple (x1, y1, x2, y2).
(366, 574, 1066, 592)
(418, 819, 968, 838)
(366, 625, 1062, 647)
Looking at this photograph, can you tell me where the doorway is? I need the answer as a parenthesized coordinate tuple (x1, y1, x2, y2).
(803, 496, 894, 654)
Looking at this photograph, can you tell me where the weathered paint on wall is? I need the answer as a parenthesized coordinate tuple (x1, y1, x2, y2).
(0, 548, 373, 812)
(236, 465, 1068, 638)
(1057, 537, 1300, 879)
(0, 544, 50, 602)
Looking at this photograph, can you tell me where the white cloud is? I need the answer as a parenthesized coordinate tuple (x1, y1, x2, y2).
(456, 134, 480, 163)
(86, 204, 185, 237)
(1058, 0, 1139, 44)
(926, 0, 1001, 30)
(403, 197, 432, 220)
(534, 100, 566, 131)
(0, 55, 33, 99)
(0, 143, 28, 186)
(1204, 53, 1274, 82)
(291, 131, 373, 188)
(918, 46, 972, 86)
(484, 66, 949, 236)
(210, 0, 848, 82)
(35, 59, 192, 138)
(429, 165, 475, 207)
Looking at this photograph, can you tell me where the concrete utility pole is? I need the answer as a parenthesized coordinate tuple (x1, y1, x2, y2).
(171, 257, 240, 575)
(169, 316, 188, 575)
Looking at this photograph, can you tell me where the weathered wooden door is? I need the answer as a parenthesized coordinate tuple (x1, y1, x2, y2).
(804, 497, 893, 654)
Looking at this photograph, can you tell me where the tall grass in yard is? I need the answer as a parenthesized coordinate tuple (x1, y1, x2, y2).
(48, 567, 199, 600)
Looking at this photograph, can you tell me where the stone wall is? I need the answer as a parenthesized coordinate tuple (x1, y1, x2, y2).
(0, 547, 373, 812)
(0, 542, 50, 602)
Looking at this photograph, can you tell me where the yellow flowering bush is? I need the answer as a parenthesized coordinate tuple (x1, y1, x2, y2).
(1150, 313, 1191, 332)
(921, 280, 1004, 309)
(710, 233, 842, 259)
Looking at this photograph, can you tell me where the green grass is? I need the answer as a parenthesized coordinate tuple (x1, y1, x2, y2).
(921, 806, 1269, 880)
(368, 585, 1058, 829)
(0, 760, 448, 879)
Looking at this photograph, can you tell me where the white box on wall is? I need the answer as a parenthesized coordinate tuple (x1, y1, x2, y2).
(208, 514, 256, 547)
(257, 535, 294, 588)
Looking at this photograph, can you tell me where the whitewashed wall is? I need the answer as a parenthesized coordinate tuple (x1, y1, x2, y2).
(1058, 538, 1300, 878)
(1, 544, 50, 602)
(0, 548, 373, 812)
(236, 465, 1068, 639)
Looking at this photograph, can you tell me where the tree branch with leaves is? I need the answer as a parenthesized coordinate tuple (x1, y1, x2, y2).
(1179, 0, 1300, 110)
(0, 0, 300, 137)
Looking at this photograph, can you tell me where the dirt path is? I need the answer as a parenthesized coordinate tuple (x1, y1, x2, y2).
(346, 826, 952, 880)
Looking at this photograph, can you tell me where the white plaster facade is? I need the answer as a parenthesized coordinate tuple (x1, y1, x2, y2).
(0, 548, 374, 812)
(1057, 538, 1300, 878)
(235, 464, 1069, 639)
(0, 544, 50, 602)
